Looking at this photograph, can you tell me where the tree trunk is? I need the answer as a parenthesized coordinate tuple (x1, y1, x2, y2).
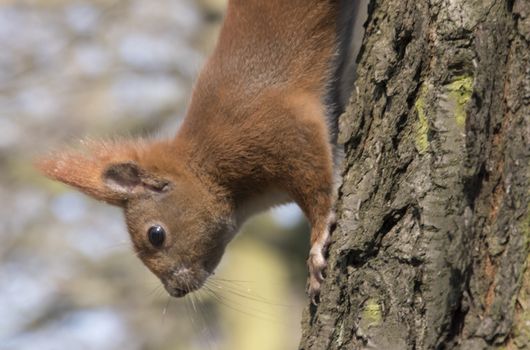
(300, 0, 530, 349)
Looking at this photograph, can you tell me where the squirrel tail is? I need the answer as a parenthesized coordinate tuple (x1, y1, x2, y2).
(326, 0, 366, 146)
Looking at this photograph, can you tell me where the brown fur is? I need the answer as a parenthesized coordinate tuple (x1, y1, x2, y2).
(37, 0, 342, 302)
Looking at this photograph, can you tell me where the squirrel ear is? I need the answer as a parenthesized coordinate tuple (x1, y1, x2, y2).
(36, 139, 169, 206)
(103, 162, 170, 196)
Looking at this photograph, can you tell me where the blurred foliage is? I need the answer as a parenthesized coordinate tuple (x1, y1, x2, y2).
(0, 0, 309, 349)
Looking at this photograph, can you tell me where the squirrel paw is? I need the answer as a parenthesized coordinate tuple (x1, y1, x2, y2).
(307, 248, 327, 305)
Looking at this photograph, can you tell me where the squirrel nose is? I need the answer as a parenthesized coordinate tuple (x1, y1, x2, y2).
(161, 266, 192, 297)
(166, 286, 188, 298)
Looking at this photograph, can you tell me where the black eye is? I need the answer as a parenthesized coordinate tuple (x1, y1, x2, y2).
(148, 225, 166, 248)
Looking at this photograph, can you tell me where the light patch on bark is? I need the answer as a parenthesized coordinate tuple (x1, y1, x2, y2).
(446, 75, 473, 129)
(361, 298, 383, 328)
(507, 205, 530, 349)
(414, 84, 430, 154)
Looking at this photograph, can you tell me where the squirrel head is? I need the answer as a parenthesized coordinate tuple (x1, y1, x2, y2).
(37, 139, 235, 297)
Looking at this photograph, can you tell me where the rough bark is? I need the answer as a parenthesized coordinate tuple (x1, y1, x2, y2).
(300, 0, 530, 349)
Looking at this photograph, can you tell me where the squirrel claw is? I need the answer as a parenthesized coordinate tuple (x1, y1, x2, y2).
(307, 249, 327, 304)
(308, 282, 321, 305)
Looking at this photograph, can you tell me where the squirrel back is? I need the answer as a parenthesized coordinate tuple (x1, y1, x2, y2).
(181, 0, 356, 146)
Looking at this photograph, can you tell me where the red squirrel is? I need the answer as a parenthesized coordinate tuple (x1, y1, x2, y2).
(37, 0, 354, 303)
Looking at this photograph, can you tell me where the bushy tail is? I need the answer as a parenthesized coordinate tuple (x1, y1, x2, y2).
(327, 0, 366, 145)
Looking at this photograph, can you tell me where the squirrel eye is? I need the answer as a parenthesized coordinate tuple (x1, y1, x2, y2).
(147, 225, 166, 248)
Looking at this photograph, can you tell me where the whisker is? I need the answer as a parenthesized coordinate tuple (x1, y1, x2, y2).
(185, 295, 202, 347)
(211, 277, 256, 283)
(146, 284, 164, 298)
(192, 292, 213, 350)
(190, 291, 198, 313)
(162, 296, 171, 324)
(184, 280, 216, 350)
(207, 279, 290, 307)
(195, 289, 216, 350)
(202, 284, 282, 324)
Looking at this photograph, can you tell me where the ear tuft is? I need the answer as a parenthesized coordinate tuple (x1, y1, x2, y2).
(35, 139, 149, 206)
(36, 138, 173, 206)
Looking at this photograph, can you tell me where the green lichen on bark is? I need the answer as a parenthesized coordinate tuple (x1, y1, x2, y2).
(360, 298, 383, 328)
(446, 75, 473, 128)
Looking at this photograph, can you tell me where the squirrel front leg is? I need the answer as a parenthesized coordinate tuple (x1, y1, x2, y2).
(294, 183, 334, 304)
(277, 92, 336, 304)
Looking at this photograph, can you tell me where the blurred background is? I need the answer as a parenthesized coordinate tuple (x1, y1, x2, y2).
(0, 0, 312, 349)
